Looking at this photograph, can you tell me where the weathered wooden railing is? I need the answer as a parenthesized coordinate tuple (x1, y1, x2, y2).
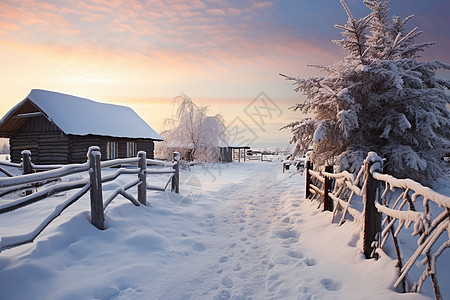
(0, 147, 180, 252)
(305, 152, 449, 299)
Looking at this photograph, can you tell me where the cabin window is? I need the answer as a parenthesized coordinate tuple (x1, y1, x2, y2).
(106, 141, 118, 159)
(127, 141, 137, 157)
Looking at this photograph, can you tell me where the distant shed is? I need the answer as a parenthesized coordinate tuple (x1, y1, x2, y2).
(0, 89, 163, 164)
(219, 144, 250, 162)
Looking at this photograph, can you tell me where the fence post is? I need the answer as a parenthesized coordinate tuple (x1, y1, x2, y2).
(323, 165, 333, 211)
(21, 150, 33, 195)
(362, 159, 381, 259)
(171, 152, 180, 194)
(21, 150, 32, 175)
(305, 160, 313, 198)
(137, 151, 147, 205)
(88, 146, 104, 230)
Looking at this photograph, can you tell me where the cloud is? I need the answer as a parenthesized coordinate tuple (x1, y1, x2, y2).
(206, 8, 227, 16)
(0, 21, 21, 34)
(252, 1, 273, 9)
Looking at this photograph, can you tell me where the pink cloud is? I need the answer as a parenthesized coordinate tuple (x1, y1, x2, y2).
(0, 21, 21, 32)
(206, 8, 227, 17)
(252, 1, 273, 9)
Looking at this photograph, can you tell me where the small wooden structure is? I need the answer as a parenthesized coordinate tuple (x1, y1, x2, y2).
(0, 89, 163, 164)
(219, 144, 250, 162)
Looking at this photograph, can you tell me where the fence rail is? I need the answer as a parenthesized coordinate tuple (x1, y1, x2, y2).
(0, 147, 180, 253)
(305, 152, 449, 300)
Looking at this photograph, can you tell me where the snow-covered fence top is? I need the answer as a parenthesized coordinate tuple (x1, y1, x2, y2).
(0, 147, 180, 253)
(372, 172, 450, 209)
(304, 152, 449, 299)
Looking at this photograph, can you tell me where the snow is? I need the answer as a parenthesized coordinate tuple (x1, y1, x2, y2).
(21, 150, 31, 156)
(0, 159, 441, 299)
(8, 89, 163, 140)
(313, 121, 328, 143)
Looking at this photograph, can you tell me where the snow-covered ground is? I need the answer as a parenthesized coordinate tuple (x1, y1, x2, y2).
(0, 158, 446, 299)
(0, 154, 10, 162)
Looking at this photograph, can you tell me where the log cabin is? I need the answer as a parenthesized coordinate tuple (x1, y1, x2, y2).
(0, 89, 163, 164)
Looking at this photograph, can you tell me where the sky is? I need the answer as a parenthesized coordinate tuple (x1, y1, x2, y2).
(0, 0, 449, 148)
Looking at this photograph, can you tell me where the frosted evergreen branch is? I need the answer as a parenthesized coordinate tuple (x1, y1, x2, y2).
(340, 0, 354, 21)
(396, 27, 419, 46)
(334, 24, 356, 34)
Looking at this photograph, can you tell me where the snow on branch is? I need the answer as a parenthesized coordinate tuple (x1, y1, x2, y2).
(340, 0, 354, 21)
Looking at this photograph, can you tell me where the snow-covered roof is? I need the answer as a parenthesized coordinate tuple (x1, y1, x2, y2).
(0, 89, 163, 140)
(218, 142, 250, 149)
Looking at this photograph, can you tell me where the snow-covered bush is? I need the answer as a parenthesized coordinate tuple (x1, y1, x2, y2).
(155, 94, 227, 162)
(282, 0, 450, 184)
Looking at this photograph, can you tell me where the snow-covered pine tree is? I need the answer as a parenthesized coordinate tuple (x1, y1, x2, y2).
(282, 0, 450, 184)
(155, 94, 227, 162)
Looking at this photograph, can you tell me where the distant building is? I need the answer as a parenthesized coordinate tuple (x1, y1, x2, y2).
(0, 89, 163, 164)
(219, 144, 250, 162)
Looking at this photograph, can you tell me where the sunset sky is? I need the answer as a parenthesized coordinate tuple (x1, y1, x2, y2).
(1, 0, 449, 148)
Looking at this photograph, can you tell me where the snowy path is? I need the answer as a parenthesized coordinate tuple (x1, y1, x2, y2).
(153, 164, 307, 299)
(0, 160, 431, 299)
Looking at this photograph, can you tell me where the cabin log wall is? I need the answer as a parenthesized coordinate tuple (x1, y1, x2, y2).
(8, 116, 156, 164)
(136, 139, 154, 160)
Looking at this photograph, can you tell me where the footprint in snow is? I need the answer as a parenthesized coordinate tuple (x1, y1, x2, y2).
(221, 277, 233, 288)
(320, 278, 343, 291)
(281, 216, 291, 223)
(193, 242, 206, 252)
(275, 227, 299, 240)
(304, 258, 317, 266)
(286, 250, 303, 259)
(215, 289, 231, 300)
(219, 256, 228, 263)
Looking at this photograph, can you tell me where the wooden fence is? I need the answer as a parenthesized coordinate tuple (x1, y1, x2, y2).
(0, 146, 180, 252)
(305, 152, 449, 300)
